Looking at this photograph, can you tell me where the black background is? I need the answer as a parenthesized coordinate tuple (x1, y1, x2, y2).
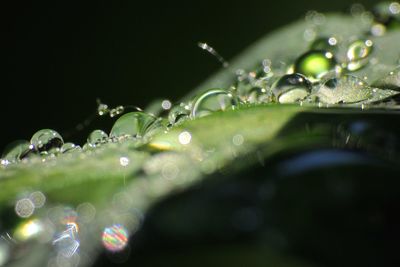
(2, 0, 377, 151)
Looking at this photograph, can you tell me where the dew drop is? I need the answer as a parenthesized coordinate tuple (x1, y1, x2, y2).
(97, 100, 109, 116)
(373, 1, 400, 29)
(87, 129, 109, 147)
(110, 112, 161, 140)
(272, 73, 312, 103)
(15, 198, 35, 218)
(168, 104, 190, 125)
(30, 129, 64, 152)
(1, 140, 33, 164)
(316, 75, 372, 104)
(191, 89, 238, 118)
(294, 50, 337, 81)
(346, 40, 374, 71)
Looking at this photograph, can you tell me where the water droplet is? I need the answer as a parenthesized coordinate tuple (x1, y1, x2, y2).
(110, 106, 125, 118)
(119, 156, 130, 167)
(310, 37, 337, 52)
(87, 129, 109, 147)
(191, 89, 238, 118)
(1, 140, 33, 164)
(110, 112, 161, 140)
(168, 104, 190, 125)
(102, 224, 129, 252)
(61, 143, 81, 154)
(97, 100, 109, 116)
(29, 191, 46, 208)
(346, 40, 373, 71)
(316, 75, 372, 104)
(30, 129, 63, 152)
(294, 50, 337, 81)
(272, 73, 312, 103)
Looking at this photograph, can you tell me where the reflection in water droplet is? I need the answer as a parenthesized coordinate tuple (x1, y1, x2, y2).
(272, 73, 312, 103)
(30, 129, 63, 152)
(110, 112, 161, 140)
(119, 157, 130, 167)
(346, 40, 373, 71)
(61, 143, 81, 154)
(316, 75, 372, 104)
(294, 50, 337, 81)
(97, 100, 109, 116)
(191, 89, 238, 118)
(102, 224, 128, 252)
(87, 130, 109, 147)
(2, 140, 32, 164)
(15, 198, 35, 218)
(168, 105, 190, 125)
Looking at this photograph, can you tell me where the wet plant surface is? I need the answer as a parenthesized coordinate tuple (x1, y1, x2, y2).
(1, 2, 400, 267)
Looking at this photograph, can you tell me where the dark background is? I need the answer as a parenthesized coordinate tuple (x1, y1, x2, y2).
(2, 0, 378, 151)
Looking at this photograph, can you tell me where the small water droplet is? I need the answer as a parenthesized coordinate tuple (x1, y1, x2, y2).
(272, 73, 312, 103)
(30, 129, 63, 152)
(294, 50, 337, 81)
(110, 106, 125, 118)
(191, 89, 238, 118)
(168, 104, 190, 125)
(97, 99, 109, 116)
(178, 131, 192, 145)
(110, 112, 162, 140)
(119, 156, 130, 167)
(346, 40, 373, 71)
(15, 198, 35, 218)
(102, 224, 129, 252)
(87, 129, 109, 147)
(373, 2, 400, 29)
(316, 75, 372, 104)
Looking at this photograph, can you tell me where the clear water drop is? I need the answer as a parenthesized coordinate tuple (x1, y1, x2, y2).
(191, 89, 238, 118)
(272, 73, 312, 103)
(30, 129, 64, 152)
(61, 143, 81, 154)
(168, 104, 190, 125)
(2, 140, 33, 163)
(346, 40, 374, 71)
(373, 2, 400, 29)
(294, 50, 337, 81)
(97, 100, 109, 116)
(110, 112, 162, 140)
(316, 75, 372, 104)
(87, 129, 109, 147)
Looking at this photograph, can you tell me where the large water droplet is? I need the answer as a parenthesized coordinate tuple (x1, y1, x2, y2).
(191, 89, 238, 118)
(272, 73, 312, 103)
(372, 66, 400, 90)
(294, 50, 337, 81)
(310, 37, 338, 52)
(346, 40, 373, 71)
(316, 75, 372, 104)
(30, 129, 64, 152)
(168, 104, 190, 125)
(1, 140, 33, 164)
(110, 112, 162, 140)
(87, 130, 109, 147)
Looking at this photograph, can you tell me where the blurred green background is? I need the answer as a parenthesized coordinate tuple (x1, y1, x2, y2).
(2, 0, 378, 150)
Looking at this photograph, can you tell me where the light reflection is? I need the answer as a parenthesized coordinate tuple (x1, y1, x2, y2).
(15, 198, 35, 218)
(178, 131, 192, 145)
(102, 224, 128, 252)
(119, 156, 130, 167)
(14, 219, 43, 241)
